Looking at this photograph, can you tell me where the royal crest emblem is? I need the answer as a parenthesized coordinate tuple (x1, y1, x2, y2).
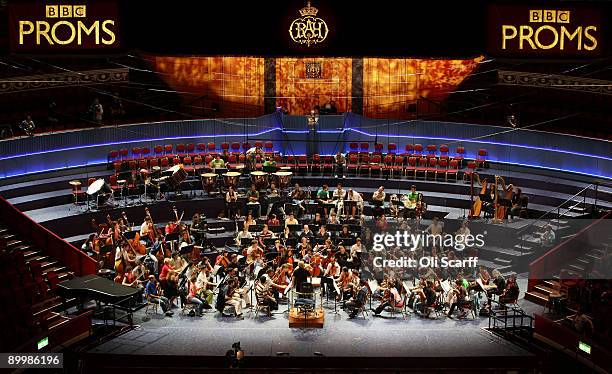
(289, 1, 329, 47)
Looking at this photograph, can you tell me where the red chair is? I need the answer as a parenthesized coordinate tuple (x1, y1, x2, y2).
(347, 153, 359, 176)
(264, 141, 274, 154)
(154, 145, 163, 156)
(164, 144, 173, 156)
(436, 158, 448, 180)
(128, 160, 137, 171)
(254, 141, 263, 149)
(221, 142, 230, 152)
(138, 159, 148, 171)
(108, 150, 119, 162)
(349, 142, 359, 154)
(113, 161, 122, 175)
(392, 155, 405, 177)
(176, 144, 186, 157)
(119, 148, 129, 160)
(160, 157, 169, 168)
(415, 157, 428, 179)
(141, 147, 151, 159)
(297, 155, 309, 174)
(426, 157, 438, 179)
(186, 143, 195, 155)
(227, 154, 238, 169)
(322, 156, 334, 176)
(359, 142, 369, 154)
(360, 154, 371, 176)
(383, 154, 394, 177)
(183, 156, 194, 174)
(197, 143, 207, 153)
(242, 142, 251, 152)
(413, 144, 423, 156)
(172, 157, 180, 166)
(207, 142, 216, 154)
(403, 144, 414, 156)
(388, 143, 397, 154)
(406, 157, 417, 178)
(446, 159, 459, 182)
(109, 174, 121, 194)
(231, 142, 241, 153)
(369, 154, 382, 177)
(476, 149, 488, 168)
(132, 147, 141, 159)
(286, 155, 297, 171)
(439, 144, 449, 160)
(462, 161, 477, 183)
(373, 143, 384, 155)
(238, 154, 246, 165)
(426, 144, 437, 158)
(454, 146, 466, 164)
(311, 154, 322, 174)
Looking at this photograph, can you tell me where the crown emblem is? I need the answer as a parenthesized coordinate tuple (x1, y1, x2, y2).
(299, 1, 319, 17)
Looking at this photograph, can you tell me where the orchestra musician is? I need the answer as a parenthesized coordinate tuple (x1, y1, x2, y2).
(258, 224, 275, 248)
(346, 280, 369, 318)
(144, 275, 174, 317)
(235, 225, 253, 246)
(334, 151, 346, 178)
(447, 279, 469, 319)
(186, 273, 206, 316)
(285, 212, 299, 227)
(246, 184, 261, 217)
(345, 188, 364, 220)
(321, 256, 340, 297)
(373, 279, 403, 315)
(209, 154, 226, 171)
(224, 277, 246, 319)
(246, 240, 265, 269)
(290, 183, 307, 216)
(267, 214, 280, 227)
(371, 186, 386, 218)
(401, 185, 419, 219)
(316, 184, 333, 218)
(255, 273, 280, 312)
(332, 183, 346, 215)
(226, 186, 239, 219)
(328, 212, 340, 225)
(195, 263, 216, 307)
(510, 188, 528, 220)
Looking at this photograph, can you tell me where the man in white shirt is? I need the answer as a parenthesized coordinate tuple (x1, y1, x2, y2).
(333, 183, 346, 215)
(345, 188, 364, 220)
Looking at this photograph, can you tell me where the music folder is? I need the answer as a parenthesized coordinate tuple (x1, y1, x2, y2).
(332, 278, 341, 296)
(367, 279, 379, 293)
(212, 264, 222, 276)
(440, 280, 452, 294)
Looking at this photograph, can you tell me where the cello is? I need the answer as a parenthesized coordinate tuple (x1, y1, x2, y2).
(468, 172, 488, 218)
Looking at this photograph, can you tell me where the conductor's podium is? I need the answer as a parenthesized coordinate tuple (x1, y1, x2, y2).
(288, 307, 325, 328)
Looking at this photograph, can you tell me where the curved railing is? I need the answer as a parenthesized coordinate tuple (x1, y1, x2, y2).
(0, 113, 610, 179)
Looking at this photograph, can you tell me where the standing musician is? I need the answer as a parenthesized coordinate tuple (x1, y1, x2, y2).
(246, 146, 262, 171)
(291, 261, 312, 293)
(316, 184, 333, 218)
(226, 186, 240, 220)
(334, 151, 346, 178)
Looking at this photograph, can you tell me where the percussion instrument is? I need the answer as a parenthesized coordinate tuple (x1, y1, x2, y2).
(166, 165, 188, 190)
(223, 172, 241, 188)
(272, 171, 292, 189)
(250, 171, 268, 189)
(201, 173, 217, 194)
(69, 180, 81, 187)
(234, 164, 245, 171)
(280, 166, 291, 171)
(87, 178, 109, 195)
(140, 169, 151, 185)
(401, 194, 417, 209)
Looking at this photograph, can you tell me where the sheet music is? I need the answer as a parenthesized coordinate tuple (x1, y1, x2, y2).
(212, 264, 222, 276)
(367, 279, 379, 293)
(283, 279, 293, 295)
(402, 280, 411, 294)
(237, 255, 244, 261)
(477, 278, 496, 290)
(332, 278, 341, 295)
(440, 280, 451, 294)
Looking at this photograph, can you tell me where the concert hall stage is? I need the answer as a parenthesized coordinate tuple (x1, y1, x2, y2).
(82, 294, 536, 372)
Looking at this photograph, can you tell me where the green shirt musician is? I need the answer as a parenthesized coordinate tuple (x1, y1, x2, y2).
(210, 155, 226, 169)
(408, 185, 418, 202)
(317, 185, 331, 201)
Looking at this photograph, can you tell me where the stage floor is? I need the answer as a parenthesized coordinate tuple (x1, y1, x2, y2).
(88, 294, 535, 360)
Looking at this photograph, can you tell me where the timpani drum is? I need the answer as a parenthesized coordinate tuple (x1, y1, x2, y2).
(272, 171, 292, 189)
(166, 164, 187, 190)
(250, 170, 268, 189)
(223, 172, 241, 189)
(201, 173, 217, 194)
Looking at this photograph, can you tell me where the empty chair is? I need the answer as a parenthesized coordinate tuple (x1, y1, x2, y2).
(387, 143, 397, 154)
(476, 149, 488, 168)
(439, 144, 449, 160)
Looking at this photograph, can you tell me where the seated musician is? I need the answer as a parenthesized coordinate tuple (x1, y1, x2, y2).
(335, 267, 355, 301)
(255, 274, 279, 312)
(346, 280, 369, 318)
(315, 225, 330, 243)
(498, 274, 519, 306)
(225, 186, 239, 219)
(281, 226, 296, 241)
(209, 154, 226, 171)
(372, 186, 386, 207)
(414, 280, 438, 317)
(285, 212, 298, 227)
(454, 220, 471, 248)
(265, 183, 285, 217)
(170, 251, 188, 273)
(190, 213, 205, 233)
(145, 275, 174, 316)
(195, 264, 216, 307)
(375, 214, 389, 231)
(140, 216, 154, 246)
(131, 259, 148, 289)
(311, 212, 325, 227)
(236, 225, 253, 246)
(447, 279, 470, 318)
(296, 237, 312, 257)
(247, 240, 265, 268)
(328, 212, 340, 225)
(316, 238, 336, 257)
(373, 279, 403, 315)
(165, 219, 179, 235)
(244, 213, 256, 229)
(81, 233, 97, 258)
(321, 256, 340, 297)
(224, 277, 245, 319)
(159, 258, 179, 303)
(115, 240, 135, 273)
(338, 225, 352, 240)
(481, 184, 496, 217)
(334, 151, 346, 178)
(402, 185, 419, 219)
(345, 188, 364, 220)
(510, 188, 528, 220)
(300, 224, 314, 240)
(178, 230, 194, 250)
(333, 183, 346, 215)
(246, 184, 261, 217)
(425, 216, 443, 236)
(186, 274, 206, 316)
(262, 157, 277, 172)
(267, 214, 280, 227)
(258, 224, 275, 247)
(289, 183, 307, 216)
(336, 245, 351, 269)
